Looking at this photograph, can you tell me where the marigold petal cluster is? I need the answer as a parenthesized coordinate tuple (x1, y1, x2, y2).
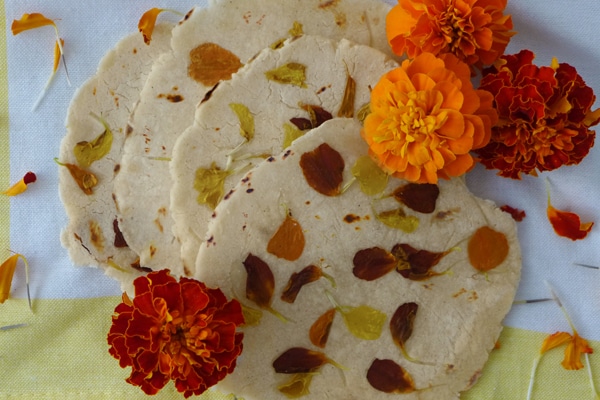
(107, 270, 244, 398)
(541, 331, 593, 370)
(386, 0, 515, 69)
(476, 50, 600, 179)
(362, 52, 498, 183)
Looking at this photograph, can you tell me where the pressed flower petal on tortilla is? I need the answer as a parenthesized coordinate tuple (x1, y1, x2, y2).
(3, 172, 36, 196)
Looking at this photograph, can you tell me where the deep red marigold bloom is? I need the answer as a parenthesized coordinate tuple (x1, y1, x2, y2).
(107, 270, 244, 398)
(386, 0, 515, 69)
(476, 50, 600, 179)
(362, 52, 497, 183)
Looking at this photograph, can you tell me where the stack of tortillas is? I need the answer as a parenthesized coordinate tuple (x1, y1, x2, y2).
(58, 0, 522, 398)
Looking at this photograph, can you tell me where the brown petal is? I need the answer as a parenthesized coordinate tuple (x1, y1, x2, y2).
(392, 183, 439, 214)
(352, 247, 397, 281)
(299, 143, 345, 197)
(366, 358, 415, 393)
(281, 265, 322, 303)
(389, 302, 418, 354)
(309, 308, 336, 348)
(391, 243, 449, 280)
(273, 347, 328, 374)
(242, 253, 275, 309)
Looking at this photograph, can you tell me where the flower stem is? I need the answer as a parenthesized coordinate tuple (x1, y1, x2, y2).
(526, 354, 541, 400)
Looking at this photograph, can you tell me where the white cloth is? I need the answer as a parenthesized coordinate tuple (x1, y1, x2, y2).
(5, 0, 600, 342)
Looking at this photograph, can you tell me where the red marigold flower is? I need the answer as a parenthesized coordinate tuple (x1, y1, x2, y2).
(362, 52, 498, 183)
(386, 0, 515, 70)
(476, 50, 600, 179)
(107, 270, 244, 398)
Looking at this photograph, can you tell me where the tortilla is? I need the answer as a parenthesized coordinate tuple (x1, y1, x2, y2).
(113, 0, 394, 274)
(195, 118, 522, 399)
(168, 34, 397, 276)
(58, 24, 174, 288)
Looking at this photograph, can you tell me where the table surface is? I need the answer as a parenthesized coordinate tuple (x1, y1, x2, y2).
(1, 1, 599, 399)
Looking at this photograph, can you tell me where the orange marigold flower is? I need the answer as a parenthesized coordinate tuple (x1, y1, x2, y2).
(386, 0, 515, 69)
(541, 331, 593, 370)
(476, 50, 600, 179)
(107, 270, 244, 398)
(362, 52, 498, 183)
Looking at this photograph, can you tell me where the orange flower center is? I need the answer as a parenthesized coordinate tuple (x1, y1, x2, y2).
(161, 310, 215, 370)
(512, 121, 576, 163)
(379, 90, 446, 162)
(439, 8, 469, 49)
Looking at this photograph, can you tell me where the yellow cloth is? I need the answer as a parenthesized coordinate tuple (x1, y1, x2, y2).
(1, 298, 599, 398)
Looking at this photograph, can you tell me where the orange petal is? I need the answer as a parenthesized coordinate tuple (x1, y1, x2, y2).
(53, 38, 64, 73)
(0, 254, 30, 304)
(547, 198, 593, 241)
(138, 8, 166, 45)
(540, 331, 573, 354)
(11, 13, 56, 35)
(561, 333, 593, 370)
(3, 172, 36, 196)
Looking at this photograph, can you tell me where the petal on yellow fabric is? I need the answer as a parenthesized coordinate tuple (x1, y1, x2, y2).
(0, 254, 30, 308)
(0, 255, 19, 303)
(561, 333, 593, 370)
(11, 13, 56, 35)
(540, 331, 573, 354)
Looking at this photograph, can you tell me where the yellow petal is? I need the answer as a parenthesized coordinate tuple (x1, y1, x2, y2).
(3, 172, 36, 196)
(53, 38, 64, 73)
(11, 13, 56, 35)
(0, 254, 31, 304)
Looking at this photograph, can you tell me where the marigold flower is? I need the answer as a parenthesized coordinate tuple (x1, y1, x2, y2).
(386, 0, 515, 69)
(107, 270, 244, 397)
(476, 50, 600, 178)
(541, 331, 593, 371)
(362, 52, 497, 183)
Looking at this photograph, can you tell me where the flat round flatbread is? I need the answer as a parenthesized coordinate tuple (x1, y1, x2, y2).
(113, 0, 394, 274)
(169, 34, 397, 274)
(195, 118, 522, 399)
(58, 24, 174, 287)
